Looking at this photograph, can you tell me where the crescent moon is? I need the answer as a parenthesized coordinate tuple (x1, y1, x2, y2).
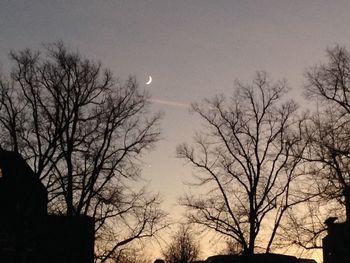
(146, 75, 152, 85)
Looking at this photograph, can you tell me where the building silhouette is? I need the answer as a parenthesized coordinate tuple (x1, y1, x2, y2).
(323, 217, 350, 263)
(0, 150, 94, 263)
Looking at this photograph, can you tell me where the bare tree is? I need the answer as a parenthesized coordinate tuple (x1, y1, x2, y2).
(0, 42, 167, 262)
(162, 224, 200, 263)
(109, 247, 153, 263)
(177, 72, 306, 255)
(304, 45, 350, 221)
(274, 45, 350, 254)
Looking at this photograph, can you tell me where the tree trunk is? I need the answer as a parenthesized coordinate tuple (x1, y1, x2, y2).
(344, 186, 350, 222)
(66, 150, 74, 217)
(247, 210, 255, 256)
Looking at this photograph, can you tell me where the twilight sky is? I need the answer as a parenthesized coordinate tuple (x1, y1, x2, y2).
(2, 0, 350, 260)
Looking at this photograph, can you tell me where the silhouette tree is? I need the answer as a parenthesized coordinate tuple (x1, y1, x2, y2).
(0, 42, 167, 262)
(162, 225, 200, 263)
(304, 46, 350, 221)
(111, 247, 152, 263)
(177, 72, 306, 255)
(279, 46, 350, 253)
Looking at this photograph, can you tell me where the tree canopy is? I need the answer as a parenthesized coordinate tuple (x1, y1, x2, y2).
(177, 72, 306, 255)
(0, 42, 167, 262)
(162, 225, 200, 263)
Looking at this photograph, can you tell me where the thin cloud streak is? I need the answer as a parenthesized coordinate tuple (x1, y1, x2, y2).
(149, 98, 190, 109)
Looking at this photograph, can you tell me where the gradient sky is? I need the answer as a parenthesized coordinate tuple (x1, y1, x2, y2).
(2, 0, 350, 261)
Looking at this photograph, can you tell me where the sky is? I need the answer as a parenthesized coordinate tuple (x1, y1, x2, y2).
(2, 0, 350, 261)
